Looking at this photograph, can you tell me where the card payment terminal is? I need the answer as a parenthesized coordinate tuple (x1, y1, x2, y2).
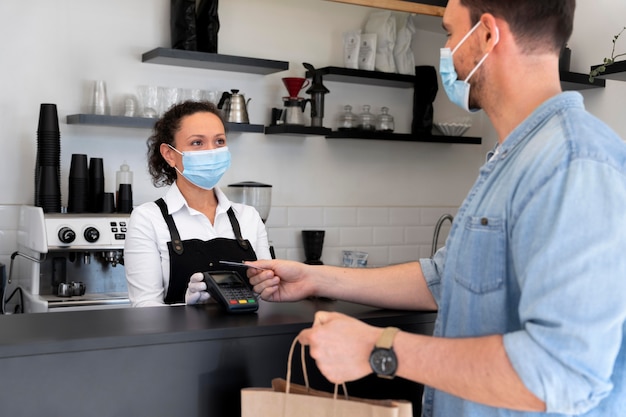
(202, 270, 259, 313)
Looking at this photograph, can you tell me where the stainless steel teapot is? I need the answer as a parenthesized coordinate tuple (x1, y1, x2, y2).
(218, 89, 251, 124)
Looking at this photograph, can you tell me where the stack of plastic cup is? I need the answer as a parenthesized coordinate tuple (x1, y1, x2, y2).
(35, 103, 62, 213)
(67, 154, 89, 213)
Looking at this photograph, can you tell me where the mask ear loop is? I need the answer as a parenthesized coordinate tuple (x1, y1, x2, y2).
(165, 143, 184, 175)
(167, 143, 183, 155)
(465, 24, 500, 82)
(451, 21, 482, 55)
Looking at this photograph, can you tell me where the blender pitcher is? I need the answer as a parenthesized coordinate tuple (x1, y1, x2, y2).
(226, 181, 272, 223)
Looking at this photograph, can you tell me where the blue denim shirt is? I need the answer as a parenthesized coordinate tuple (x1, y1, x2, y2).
(420, 92, 626, 417)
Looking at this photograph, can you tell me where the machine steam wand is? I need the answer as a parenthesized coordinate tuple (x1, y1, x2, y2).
(2, 251, 46, 314)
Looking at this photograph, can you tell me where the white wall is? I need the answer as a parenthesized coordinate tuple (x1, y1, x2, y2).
(0, 0, 493, 210)
(570, 1, 626, 137)
(0, 0, 624, 266)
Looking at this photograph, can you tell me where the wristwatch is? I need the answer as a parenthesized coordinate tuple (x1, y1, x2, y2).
(369, 326, 400, 379)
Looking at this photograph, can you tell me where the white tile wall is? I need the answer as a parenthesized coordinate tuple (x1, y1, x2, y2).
(0, 204, 457, 269)
(0, 205, 20, 267)
(266, 205, 457, 267)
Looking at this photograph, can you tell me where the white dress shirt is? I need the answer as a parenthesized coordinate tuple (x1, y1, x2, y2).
(124, 183, 271, 307)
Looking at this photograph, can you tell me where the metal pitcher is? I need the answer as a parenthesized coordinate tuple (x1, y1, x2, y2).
(217, 89, 251, 124)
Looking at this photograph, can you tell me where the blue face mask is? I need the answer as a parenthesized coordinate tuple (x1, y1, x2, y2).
(168, 145, 231, 190)
(440, 22, 499, 112)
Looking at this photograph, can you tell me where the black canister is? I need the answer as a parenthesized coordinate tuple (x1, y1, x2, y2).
(170, 0, 197, 50)
(197, 0, 220, 53)
(411, 66, 438, 135)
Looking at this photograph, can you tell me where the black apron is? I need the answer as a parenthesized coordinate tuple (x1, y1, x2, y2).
(155, 198, 258, 304)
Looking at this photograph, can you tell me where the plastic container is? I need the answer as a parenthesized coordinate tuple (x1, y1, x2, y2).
(116, 162, 133, 213)
(116, 162, 133, 191)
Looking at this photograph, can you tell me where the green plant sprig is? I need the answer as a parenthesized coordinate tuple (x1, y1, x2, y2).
(589, 26, 626, 82)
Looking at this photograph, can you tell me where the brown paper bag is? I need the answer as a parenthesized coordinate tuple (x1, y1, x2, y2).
(241, 337, 413, 417)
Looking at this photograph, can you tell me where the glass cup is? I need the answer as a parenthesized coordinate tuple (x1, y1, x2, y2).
(137, 85, 159, 118)
(159, 86, 182, 116)
(91, 80, 110, 115)
(206, 91, 220, 105)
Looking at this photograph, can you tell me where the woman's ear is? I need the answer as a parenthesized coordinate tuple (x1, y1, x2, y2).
(160, 143, 176, 168)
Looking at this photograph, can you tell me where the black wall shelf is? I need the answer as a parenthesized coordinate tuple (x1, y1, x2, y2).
(589, 60, 626, 82)
(66, 114, 264, 133)
(141, 47, 289, 75)
(67, 114, 155, 129)
(326, 130, 481, 144)
(559, 70, 606, 90)
(264, 125, 332, 136)
(306, 66, 416, 88)
(310, 67, 605, 90)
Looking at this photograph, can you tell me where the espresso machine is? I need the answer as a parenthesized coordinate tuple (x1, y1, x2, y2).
(13, 205, 131, 312)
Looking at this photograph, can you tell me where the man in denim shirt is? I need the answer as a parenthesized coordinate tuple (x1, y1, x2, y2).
(248, 0, 626, 415)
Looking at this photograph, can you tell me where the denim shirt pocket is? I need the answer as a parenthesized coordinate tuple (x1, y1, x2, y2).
(453, 215, 505, 294)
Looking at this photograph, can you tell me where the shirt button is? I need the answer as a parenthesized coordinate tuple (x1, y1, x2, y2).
(481, 217, 488, 225)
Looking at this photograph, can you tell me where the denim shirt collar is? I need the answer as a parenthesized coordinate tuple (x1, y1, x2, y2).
(486, 91, 584, 164)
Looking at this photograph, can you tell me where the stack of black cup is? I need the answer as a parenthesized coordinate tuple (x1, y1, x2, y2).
(117, 184, 133, 213)
(89, 157, 105, 212)
(35, 104, 62, 213)
(67, 154, 89, 213)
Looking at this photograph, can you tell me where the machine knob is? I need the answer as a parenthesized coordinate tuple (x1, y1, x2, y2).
(84, 227, 100, 243)
(58, 227, 76, 244)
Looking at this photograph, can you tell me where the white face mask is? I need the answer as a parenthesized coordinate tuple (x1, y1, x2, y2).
(439, 22, 499, 112)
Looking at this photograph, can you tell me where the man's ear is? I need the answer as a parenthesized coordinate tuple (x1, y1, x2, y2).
(479, 13, 500, 53)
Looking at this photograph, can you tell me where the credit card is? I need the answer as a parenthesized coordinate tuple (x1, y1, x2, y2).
(218, 261, 268, 271)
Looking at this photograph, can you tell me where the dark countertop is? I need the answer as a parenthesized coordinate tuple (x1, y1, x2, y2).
(0, 298, 437, 359)
(0, 299, 436, 416)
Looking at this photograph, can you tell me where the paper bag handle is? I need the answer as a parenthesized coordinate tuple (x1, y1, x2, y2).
(286, 336, 348, 400)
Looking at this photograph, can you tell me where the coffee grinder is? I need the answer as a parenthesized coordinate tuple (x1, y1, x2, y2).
(280, 77, 310, 126)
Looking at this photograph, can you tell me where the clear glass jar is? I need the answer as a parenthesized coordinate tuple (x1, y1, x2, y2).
(376, 106, 395, 132)
(358, 104, 375, 131)
(338, 105, 358, 130)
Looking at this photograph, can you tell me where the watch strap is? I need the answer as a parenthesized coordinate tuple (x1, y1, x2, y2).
(376, 327, 400, 349)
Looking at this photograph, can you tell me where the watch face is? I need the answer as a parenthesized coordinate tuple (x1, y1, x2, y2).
(369, 347, 398, 377)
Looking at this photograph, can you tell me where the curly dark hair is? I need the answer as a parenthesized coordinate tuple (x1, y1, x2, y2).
(146, 100, 226, 187)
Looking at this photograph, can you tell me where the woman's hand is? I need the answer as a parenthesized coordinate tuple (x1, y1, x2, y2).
(185, 272, 211, 304)
(246, 259, 315, 302)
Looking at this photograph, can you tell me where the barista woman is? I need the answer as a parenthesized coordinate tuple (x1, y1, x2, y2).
(124, 101, 271, 307)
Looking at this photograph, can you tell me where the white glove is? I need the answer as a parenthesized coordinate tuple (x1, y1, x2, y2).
(185, 272, 211, 305)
